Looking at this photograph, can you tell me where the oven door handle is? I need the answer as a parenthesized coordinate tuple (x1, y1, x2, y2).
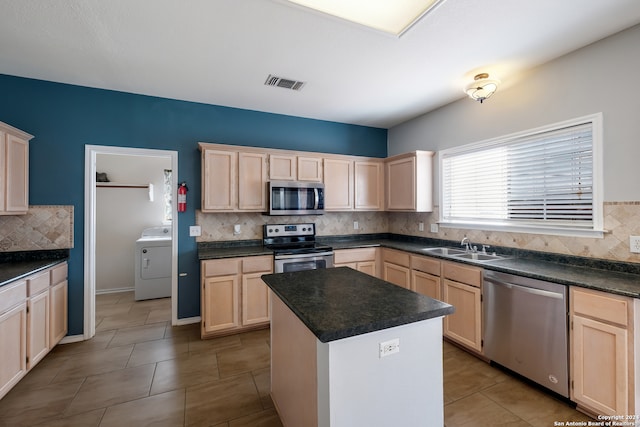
(274, 251, 334, 260)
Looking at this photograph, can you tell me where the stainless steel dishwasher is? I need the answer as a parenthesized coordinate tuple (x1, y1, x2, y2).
(483, 270, 569, 397)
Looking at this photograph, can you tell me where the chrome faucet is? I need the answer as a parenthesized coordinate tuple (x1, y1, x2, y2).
(461, 237, 471, 252)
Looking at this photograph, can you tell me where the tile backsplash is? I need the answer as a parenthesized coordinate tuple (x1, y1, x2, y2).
(0, 206, 74, 252)
(197, 201, 640, 263)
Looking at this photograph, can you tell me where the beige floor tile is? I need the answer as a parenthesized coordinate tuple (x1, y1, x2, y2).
(96, 293, 124, 306)
(96, 302, 133, 318)
(99, 389, 185, 427)
(146, 307, 173, 324)
(65, 364, 156, 415)
(443, 347, 509, 403)
(188, 333, 242, 354)
(238, 328, 270, 347)
(164, 323, 201, 341)
(444, 392, 532, 427)
(11, 352, 69, 391)
(116, 291, 136, 304)
(251, 367, 273, 410)
(185, 373, 263, 427)
(107, 322, 168, 347)
(51, 330, 116, 356)
(32, 409, 105, 427)
(96, 310, 150, 331)
(52, 344, 134, 383)
(228, 409, 283, 427)
(0, 379, 84, 427)
(482, 376, 592, 426)
(217, 342, 270, 378)
(151, 350, 220, 396)
(127, 336, 189, 367)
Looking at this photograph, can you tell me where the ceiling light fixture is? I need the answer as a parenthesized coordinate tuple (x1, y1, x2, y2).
(284, 0, 445, 36)
(465, 73, 500, 103)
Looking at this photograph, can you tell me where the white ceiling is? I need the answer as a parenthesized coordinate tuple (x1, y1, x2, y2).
(1, 0, 640, 129)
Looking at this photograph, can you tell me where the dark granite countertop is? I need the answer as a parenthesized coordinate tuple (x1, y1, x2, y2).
(197, 235, 640, 298)
(262, 267, 454, 343)
(0, 250, 69, 288)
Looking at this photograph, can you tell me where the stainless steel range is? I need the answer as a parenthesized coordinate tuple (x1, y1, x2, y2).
(263, 223, 334, 273)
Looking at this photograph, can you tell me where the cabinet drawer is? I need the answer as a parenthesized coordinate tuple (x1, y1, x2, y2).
(0, 280, 27, 313)
(50, 263, 68, 285)
(202, 259, 241, 277)
(27, 271, 50, 296)
(242, 256, 273, 274)
(410, 255, 440, 276)
(334, 248, 377, 264)
(442, 262, 482, 288)
(571, 287, 629, 327)
(382, 249, 410, 268)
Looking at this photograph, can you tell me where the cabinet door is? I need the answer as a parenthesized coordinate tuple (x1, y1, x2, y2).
(49, 280, 68, 347)
(269, 154, 296, 180)
(27, 290, 49, 369)
(297, 156, 322, 182)
(383, 262, 411, 289)
(242, 273, 271, 326)
(572, 315, 628, 415)
(5, 133, 29, 213)
(202, 150, 236, 211)
(412, 271, 441, 300)
(354, 161, 384, 210)
(443, 279, 482, 352)
(323, 158, 353, 211)
(386, 156, 416, 210)
(357, 261, 376, 277)
(202, 275, 240, 334)
(238, 152, 267, 211)
(0, 303, 27, 400)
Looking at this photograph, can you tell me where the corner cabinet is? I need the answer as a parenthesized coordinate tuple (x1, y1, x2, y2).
(381, 248, 411, 289)
(201, 255, 272, 338)
(200, 144, 267, 212)
(570, 287, 634, 416)
(334, 247, 378, 277)
(0, 121, 34, 215)
(385, 151, 434, 212)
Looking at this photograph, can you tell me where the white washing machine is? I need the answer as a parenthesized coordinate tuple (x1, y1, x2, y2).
(135, 226, 172, 301)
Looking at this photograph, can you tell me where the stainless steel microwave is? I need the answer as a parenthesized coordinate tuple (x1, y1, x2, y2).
(269, 181, 324, 215)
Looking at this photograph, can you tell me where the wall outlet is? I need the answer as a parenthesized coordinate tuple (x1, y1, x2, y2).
(189, 225, 201, 237)
(379, 338, 400, 358)
(353, 221, 359, 230)
(430, 223, 439, 233)
(631, 236, 640, 253)
(418, 222, 424, 232)
(233, 224, 241, 235)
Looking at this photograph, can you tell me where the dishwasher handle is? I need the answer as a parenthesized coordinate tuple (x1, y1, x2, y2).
(487, 280, 564, 300)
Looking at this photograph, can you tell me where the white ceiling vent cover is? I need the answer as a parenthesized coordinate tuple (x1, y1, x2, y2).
(265, 74, 305, 91)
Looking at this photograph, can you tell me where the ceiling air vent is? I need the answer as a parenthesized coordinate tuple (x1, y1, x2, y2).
(265, 74, 305, 91)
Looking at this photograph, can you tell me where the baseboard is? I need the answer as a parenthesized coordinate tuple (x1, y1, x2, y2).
(96, 287, 134, 295)
(174, 316, 200, 326)
(59, 334, 85, 344)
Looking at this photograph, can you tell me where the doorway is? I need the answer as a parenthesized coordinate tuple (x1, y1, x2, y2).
(84, 145, 178, 340)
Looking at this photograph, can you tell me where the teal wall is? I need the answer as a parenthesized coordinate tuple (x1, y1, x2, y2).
(0, 74, 388, 335)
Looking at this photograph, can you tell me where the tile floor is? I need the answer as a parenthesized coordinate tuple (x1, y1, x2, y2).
(0, 291, 593, 426)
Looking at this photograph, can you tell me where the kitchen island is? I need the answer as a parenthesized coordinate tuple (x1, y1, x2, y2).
(261, 267, 454, 427)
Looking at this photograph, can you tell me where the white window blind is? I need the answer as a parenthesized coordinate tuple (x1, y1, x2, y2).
(440, 114, 602, 236)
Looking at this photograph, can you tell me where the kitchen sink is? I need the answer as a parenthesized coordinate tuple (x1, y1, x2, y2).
(452, 252, 506, 262)
(421, 247, 468, 256)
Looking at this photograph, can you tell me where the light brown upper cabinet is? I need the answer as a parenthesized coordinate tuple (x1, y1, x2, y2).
(0, 121, 33, 215)
(200, 144, 267, 212)
(323, 158, 353, 211)
(354, 160, 384, 210)
(385, 151, 434, 212)
(269, 154, 322, 182)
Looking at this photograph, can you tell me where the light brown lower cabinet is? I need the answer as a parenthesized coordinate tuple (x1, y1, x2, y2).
(201, 255, 272, 338)
(382, 248, 411, 289)
(410, 254, 441, 299)
(570, 286, 633, 416)
(0, 260, 67, 401)
(334, 247, 378, 277)
(441, 261, 483, 353)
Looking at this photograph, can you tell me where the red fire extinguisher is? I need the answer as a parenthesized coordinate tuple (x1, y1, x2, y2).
(178, 182, 188, 212)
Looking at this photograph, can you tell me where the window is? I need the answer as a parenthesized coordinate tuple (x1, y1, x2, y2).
(439, 113, 603, 237)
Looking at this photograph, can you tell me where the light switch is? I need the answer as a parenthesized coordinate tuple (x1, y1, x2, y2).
(189, 226, 201, 237)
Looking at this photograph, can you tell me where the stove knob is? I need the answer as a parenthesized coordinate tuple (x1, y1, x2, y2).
(302, 227, 306, 231)
(268, 228, 273, 233)
(275, 228, 279, 233)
